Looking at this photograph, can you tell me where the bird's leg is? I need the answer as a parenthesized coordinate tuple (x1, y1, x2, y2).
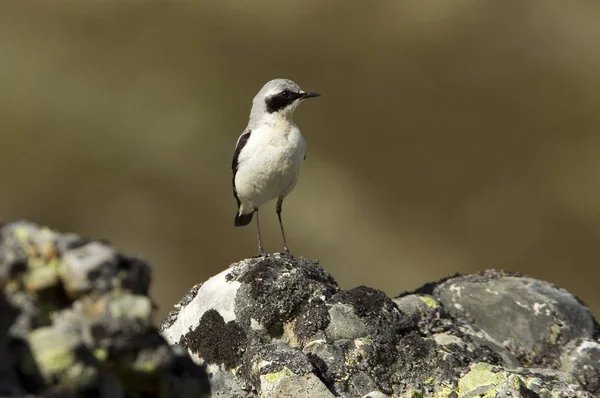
(276, 198, 291, 256)
(255, 209, 266, 257)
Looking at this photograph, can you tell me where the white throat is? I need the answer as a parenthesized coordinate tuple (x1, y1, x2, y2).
(251, 105, 298, 132)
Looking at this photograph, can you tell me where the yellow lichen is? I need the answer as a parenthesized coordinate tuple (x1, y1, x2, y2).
(434, 386, 455, 397)
(458, 362, 507, 397)
(548, 324, 561, 345)
(263, 367, 293, 383)
(14, 226, 30, 244)
(420, 296, 439, 308)
(38, 344, 75, 375)
(133, 360, 157, 373)
(93, 349, 108, 362)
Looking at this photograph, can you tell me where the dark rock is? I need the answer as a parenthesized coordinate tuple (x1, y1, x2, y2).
(232, 256, 339, 336)
(180, 308, 247, 369)
(162, 257, 599, 397)
(293, 297, 330, 342)
(0, 221, 210, 397)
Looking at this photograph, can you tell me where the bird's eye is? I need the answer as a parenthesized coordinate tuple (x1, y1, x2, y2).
(281, 90, 292, 99)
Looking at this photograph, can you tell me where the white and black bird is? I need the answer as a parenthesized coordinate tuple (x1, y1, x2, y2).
(232, 78, 320, 256)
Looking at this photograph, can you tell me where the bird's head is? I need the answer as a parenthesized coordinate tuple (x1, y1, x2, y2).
(250, 78, 320, 125)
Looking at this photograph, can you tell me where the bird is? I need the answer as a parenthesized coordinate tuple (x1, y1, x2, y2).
(231, 78, 320, 257)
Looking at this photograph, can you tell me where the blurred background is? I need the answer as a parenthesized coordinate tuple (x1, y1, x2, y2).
(1, 1, 599, 320)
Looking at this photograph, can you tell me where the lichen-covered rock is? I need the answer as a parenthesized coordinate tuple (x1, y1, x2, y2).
(560, 338, 600, 393)
(0, 220, 210, 397)
(161, 257, 599, 398)
(431, 270, 598, 367)
(3, 219, 598, 397)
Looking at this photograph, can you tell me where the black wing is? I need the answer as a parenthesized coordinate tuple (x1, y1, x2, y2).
(232, 130, 251, 171)
(232, 130, 251, 206)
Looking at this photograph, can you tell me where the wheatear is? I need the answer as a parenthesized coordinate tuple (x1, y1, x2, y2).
(232, 78, 320, 256)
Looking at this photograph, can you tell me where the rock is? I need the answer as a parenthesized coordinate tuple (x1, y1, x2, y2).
(162, 256, 599, 398)
(392, 293, 439, 317)
(60, 242, 120, 298)
(363, 392, 389, 398)
(325, 302, 368, 340)
(431, 271, 598, 366)
(3, 219, 599, 397)
(26, 326, 98, 390)
(561, 338, 600, 393)
(262, 371, 335, 398)
(0, 221, 210, 397)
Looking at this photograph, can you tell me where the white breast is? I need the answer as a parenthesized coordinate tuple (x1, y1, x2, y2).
(235, 124, 306, 210)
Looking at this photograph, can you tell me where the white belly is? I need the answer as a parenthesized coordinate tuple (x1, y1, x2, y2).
(235, 126, 306, 210)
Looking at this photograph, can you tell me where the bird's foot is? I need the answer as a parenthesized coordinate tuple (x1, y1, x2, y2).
(253, 248, 267, 258)
(280, 247, 292, 258)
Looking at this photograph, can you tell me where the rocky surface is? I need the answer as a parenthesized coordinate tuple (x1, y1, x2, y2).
(2, 220, 599, 397)
(162, 256, 600, 398)
(0, 221, 210, 397)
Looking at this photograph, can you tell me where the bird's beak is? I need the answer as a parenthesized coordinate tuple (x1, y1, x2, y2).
(300, 92, 321, 99)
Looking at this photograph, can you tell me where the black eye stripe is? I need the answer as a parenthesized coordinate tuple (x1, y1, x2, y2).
(265, 90, 301, 113)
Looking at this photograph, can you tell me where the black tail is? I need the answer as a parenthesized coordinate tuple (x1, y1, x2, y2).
(235, 211, 254, 227)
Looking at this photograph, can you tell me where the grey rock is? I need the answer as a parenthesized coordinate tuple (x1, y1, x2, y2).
(160, 266, 243, 365)
(61, 242, 119, 297)
(0, 221, 210, 397)
(163, 258, 598, 397)
(302, 339, 346, 383)
(27, 326, 99, 390)
(325, 303, 368, 340)
(433, 331, 466, 348)
(561, 338, 600, 394)
(348, 371, 381, 396)
(392, 293, 439, 318)
(362, 391, 389, 398)
(3, 220, 598, 398)
(432, 270, 598, 367)
(265, 372, 335, 398)
(209, 368, 253, 398)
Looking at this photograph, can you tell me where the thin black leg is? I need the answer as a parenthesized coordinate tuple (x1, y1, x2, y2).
(276, 198, 290, 256)
(255, 209, 266, 256)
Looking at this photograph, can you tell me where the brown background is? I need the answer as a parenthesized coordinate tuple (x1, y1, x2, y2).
(1, 1, 599, 320)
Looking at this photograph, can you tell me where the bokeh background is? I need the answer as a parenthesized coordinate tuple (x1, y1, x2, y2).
(1, 1, 599, 320)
